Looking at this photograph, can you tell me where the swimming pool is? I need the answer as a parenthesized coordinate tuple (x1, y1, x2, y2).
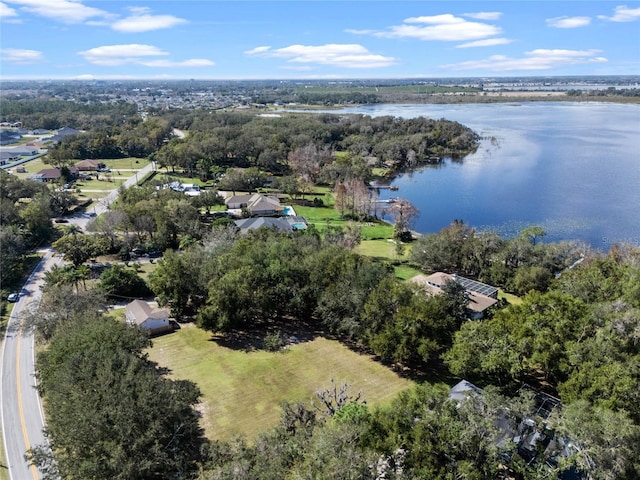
(283, 206, 296, 216)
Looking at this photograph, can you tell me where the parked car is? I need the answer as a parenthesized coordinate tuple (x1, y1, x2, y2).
(54, 218, 69, 223)
(7, 293, 19, 302)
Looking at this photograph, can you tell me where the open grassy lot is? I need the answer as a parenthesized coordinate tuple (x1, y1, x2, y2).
(101, 157, 150, 170)
(147, 324, 413, 442)
(293, 205, 394, 241)
(73, 177, 127, 191)
(355, 239, 403, 259)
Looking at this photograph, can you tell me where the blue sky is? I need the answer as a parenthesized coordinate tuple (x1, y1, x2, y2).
(1, 1, 639, 80)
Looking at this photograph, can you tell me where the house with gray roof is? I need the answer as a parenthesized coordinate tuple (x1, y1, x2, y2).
(0, 130, 21, 145)
(125, 300, 172, 335)
(234, 215, 307, 234)
(225, 193, 283, 216)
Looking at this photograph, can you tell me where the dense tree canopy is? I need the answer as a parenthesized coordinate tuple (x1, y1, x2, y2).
(32, 314, 205, 480)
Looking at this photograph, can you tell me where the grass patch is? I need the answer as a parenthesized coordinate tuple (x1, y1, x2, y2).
(360, 222, 394, 240)
(499, 289, 522, 305)
(102, 157, 150, 170)
(0, 433, 8, 480)
(10, 157, 47, 179)
(355, 239, 401, 260)
(293, 205, 394, 241)
(147, 324, 413, 442)
(74, 178, 127, 191)
(394, 265, 423, 280)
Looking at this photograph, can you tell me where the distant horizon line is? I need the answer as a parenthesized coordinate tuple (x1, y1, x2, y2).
(2, 74, 639, 83)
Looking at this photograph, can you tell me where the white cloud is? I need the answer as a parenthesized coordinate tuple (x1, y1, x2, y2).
(244, 46, 271, 55)
(442, 49, 607, 72)
(79, 44, 168, 66)
(0, 2, 18, 17)
(78, 44, 213, 68)
(456, 38, 512, 48)
(547, 16, 591, 28)
(140, 59, 214, 67)
(1, 48, 43, 64)
(344, 28, 377, 35)
(598, 5, 640, 22)
(111, 6, 187, 32)
(7, 0, 114, 24)
(246, 43, 396, 69)
(463, 12, 502, 21)
(374, 14, 501, 41)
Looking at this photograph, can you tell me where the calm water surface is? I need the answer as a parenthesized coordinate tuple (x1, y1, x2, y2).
(336, 102, 640, 251)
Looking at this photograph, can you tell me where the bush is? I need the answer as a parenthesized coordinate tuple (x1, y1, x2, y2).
(263, 330, 285, 352)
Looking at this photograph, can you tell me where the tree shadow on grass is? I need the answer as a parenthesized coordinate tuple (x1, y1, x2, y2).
(209, 318, 323, 353)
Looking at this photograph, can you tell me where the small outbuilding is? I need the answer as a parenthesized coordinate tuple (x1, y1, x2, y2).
(125, 300, 172, 335)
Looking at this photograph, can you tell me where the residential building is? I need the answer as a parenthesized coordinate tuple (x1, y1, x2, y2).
(225, 193, 283, 215)
(411, 272, 498, 319)
(125, 300, 172, 335)
(234, 215, 307, 234)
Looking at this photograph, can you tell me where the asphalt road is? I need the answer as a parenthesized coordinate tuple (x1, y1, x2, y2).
(65, 162, 156, 231)
(0, 158, 156, 479)
(1, 250, 61, 480)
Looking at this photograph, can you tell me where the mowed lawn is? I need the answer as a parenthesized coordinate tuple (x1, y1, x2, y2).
(147, 323, 413, 442)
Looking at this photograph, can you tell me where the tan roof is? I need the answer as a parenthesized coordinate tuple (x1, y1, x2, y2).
(465, 291, 498, 313)
(423, 272, 453, 287)
(410, 273, 498, 314)
(75, 159, 100, 170)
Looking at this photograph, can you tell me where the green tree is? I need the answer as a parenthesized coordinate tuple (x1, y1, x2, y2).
(551, 401, 640, 480)
(99, 265, 151, 299)
(148, 249, 193, 319)
(53, 232, 107, 267)
(32, 316, 204, 480)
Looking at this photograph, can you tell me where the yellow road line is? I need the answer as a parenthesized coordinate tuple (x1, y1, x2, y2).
(15, 314, 40, 480)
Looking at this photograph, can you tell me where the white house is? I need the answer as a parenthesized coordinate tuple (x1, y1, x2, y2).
(125, 300, 172, 335)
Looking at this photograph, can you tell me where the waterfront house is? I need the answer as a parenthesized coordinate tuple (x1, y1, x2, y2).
(411, 272, 498, 319)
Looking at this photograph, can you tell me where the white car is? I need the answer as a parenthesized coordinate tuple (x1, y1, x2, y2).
(7, 293, 19, 302)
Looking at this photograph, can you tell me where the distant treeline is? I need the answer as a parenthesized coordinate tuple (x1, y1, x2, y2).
(0, 98, 137, 130)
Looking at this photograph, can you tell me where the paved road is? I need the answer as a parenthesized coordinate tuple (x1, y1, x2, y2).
(1, 250, 61, 480)
(1, 164, 155, 478)
(65, 162, 156, 231)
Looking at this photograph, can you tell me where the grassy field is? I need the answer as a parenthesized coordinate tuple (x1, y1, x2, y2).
(147, 324, 413, 442)
(102, 157, 150, 170)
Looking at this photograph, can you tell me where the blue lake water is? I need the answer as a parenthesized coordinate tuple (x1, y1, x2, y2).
(334, 102, 640, 251)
